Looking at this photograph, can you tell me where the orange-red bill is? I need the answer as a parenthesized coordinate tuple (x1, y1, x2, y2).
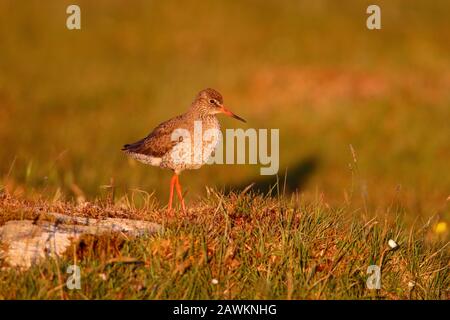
(221, 106, 246, 123)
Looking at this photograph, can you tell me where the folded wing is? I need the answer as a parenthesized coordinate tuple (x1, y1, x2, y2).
(122, 115, 184, 158)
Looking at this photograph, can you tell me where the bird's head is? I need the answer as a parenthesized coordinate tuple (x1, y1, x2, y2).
(191, 88, 246, 123)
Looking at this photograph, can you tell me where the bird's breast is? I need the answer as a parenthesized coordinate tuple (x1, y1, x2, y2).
(161, 118, 221, 171)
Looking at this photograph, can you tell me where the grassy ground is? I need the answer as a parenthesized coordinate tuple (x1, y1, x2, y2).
(0, 1, 449, 299)
(1, 1, 449, 211)
(0, 189, 448, 300)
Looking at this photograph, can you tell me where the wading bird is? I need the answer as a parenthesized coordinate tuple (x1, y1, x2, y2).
(122, 88, 246, 212)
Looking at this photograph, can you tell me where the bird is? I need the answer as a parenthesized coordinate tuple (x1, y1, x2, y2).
(122, 88, 246, 212)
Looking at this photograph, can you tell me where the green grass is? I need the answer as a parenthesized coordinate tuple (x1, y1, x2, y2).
(0, 1, 449, 299)
(0, 189, 448, 299)
(1, 1, 449, 212)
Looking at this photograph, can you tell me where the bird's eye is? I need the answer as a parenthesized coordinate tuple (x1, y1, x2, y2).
(209, 99, 216, 104)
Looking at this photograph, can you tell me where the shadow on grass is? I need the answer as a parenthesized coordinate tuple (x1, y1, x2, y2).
(229, 155, 319, 195)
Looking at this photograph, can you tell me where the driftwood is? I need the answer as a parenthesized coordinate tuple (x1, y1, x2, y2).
(0, 213, 162, 268)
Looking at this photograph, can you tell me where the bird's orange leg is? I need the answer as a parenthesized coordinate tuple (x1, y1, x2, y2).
(174, 175, 186, 213)
(168, 174, 177, 212)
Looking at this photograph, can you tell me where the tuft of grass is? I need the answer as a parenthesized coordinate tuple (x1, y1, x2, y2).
(0, 189, 448, 300)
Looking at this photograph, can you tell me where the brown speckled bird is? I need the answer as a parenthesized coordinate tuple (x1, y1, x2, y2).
(122, 88, 246, 212)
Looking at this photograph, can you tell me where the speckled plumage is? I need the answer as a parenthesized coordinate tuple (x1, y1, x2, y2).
(122, 88, 232, 174)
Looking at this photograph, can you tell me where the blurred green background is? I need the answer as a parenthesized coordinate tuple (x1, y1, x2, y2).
(0, 0, 449, 214)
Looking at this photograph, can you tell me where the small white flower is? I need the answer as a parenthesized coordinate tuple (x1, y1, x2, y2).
(408, 281, 415, 289)
(211, 279, 219, 285)
(388, 239, 398, 249)
(99, 273, 107, 281)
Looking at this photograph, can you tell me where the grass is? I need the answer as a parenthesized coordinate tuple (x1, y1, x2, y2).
(1, 1, 449, 212)
(0, 0, 449, 299)
(0, 188, 448, 299)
